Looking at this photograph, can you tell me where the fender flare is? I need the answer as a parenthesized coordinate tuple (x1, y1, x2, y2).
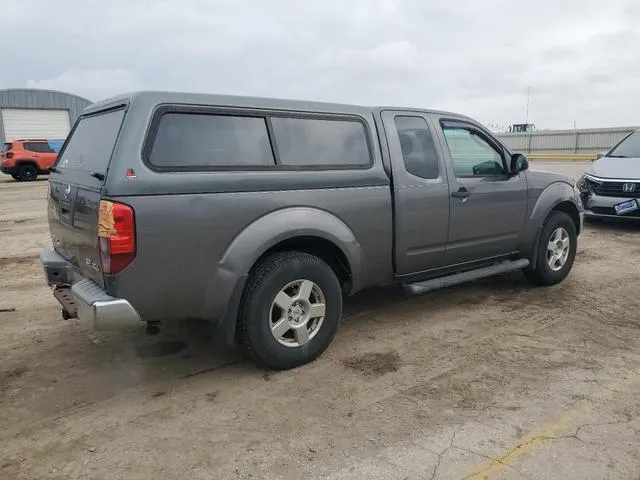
(530, 182, 578, 226)
(525, 182, 581, 267)
(221, 207, 363, 282)
(207, 207, 364, 345)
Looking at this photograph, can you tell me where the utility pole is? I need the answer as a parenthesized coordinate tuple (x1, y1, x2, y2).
(525, 87, 531, 125)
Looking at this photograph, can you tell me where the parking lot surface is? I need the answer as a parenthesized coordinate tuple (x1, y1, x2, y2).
(1, 161, 640, 480)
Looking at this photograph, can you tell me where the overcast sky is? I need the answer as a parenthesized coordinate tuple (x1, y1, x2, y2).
(1, 0, 639, 129)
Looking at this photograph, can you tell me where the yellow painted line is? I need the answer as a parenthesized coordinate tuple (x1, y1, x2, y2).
(463, 410, 581, 479)
(463, 369, 640, 479)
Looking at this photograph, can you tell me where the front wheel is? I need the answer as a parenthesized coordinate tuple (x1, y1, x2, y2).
(237, 251, 343, 370)
(525, 211, 577, 286)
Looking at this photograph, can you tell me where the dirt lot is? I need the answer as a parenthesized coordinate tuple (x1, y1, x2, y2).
(1, 164, 640, 480)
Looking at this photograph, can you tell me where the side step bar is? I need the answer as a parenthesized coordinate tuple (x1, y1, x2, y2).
(402, 259, 530, 295)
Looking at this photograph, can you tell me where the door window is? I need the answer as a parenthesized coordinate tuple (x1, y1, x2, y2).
(442, 125, 505, 177)
(394, 116, 439, 179)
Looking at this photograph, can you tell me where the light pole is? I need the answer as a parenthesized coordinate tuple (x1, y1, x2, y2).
(525, 87, 531, 125)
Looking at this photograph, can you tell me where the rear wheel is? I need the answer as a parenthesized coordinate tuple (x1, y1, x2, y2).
(525, 211, 577, 286)
(16, 164, 38, 182)
(237, 251, 343, 370)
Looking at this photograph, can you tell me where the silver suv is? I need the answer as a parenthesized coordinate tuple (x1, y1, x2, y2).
(41, 92, 583, 369)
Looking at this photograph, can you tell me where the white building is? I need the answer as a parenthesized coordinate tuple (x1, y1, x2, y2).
(0, 88, 91, 143)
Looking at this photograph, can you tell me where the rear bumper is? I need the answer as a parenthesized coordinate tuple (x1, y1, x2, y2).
(0, 165, 17, 175)
(41, 250, 143, 330)
(583, 193, 640, 220)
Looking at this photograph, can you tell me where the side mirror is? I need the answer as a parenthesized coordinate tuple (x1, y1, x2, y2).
(510, 153, 529, 174)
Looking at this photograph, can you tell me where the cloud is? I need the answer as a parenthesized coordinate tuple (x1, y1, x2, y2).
(26, 69, 142, 101)
(3, 0, 640, 128)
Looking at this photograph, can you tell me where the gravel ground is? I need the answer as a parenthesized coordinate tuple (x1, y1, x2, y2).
(1, 162, 640, 480)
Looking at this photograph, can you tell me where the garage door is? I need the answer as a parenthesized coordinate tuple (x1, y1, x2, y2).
(1, 108, 71, 141)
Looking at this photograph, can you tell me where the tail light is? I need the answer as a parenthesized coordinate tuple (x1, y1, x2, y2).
(98, 200, 136, 274)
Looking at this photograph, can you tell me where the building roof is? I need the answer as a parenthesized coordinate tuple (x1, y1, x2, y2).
(0, 88, 91, 104)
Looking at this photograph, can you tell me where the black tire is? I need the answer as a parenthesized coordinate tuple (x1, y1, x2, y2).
(237, 251, 343, 370)
(16, 164, 38, 182)
(10, 174, 19, 180)
(525, 211, 577, 286)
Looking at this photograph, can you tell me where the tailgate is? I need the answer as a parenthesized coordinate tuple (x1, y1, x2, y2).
(47, 108, 126, 286)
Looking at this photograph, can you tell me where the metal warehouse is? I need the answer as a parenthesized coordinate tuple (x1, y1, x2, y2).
(0, 88, 91, 144)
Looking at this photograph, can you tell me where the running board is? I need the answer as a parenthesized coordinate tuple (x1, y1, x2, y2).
(402, 259, 530, 295)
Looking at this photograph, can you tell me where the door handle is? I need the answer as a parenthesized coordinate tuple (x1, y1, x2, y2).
(451, 188, 470, 199)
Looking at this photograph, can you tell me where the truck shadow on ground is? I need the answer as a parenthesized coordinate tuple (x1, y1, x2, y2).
(131, 269, 532, 372)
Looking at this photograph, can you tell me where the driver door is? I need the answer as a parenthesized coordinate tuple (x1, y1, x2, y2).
(433, 118, 528, 265)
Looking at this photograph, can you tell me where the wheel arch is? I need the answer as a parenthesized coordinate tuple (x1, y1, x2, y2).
(211, 207, 363, 346)
(529, 182, 580, 233)
(252, 235, 353, 293)
(528, 194, 581, 271)
(220, 207, 362, 289)
(551, 200, 581, 235)
(15, 159, 39, 170)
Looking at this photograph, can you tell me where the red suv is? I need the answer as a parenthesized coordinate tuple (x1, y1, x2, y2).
(1, 139, 64, 181)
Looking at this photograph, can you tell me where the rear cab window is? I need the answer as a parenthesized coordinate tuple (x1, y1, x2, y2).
(55, 108, 126, 176)
(145, 108, 372, 171)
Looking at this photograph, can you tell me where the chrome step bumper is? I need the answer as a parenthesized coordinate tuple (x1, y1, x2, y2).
(41, 251, 143, 330)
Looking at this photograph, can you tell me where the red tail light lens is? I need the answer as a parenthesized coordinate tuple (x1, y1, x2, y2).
(98, 200, 136, 274)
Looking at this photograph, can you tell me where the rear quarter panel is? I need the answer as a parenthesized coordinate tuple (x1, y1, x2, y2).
(109, 185, 392, 322)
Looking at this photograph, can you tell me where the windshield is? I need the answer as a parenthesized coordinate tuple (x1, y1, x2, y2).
(608, 130, 640, 158)
(2, 142, 12, 152)
(55, 108, 125, 173)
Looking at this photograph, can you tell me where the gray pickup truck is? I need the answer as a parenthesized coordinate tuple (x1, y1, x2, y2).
(41, 92, 583, 369)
